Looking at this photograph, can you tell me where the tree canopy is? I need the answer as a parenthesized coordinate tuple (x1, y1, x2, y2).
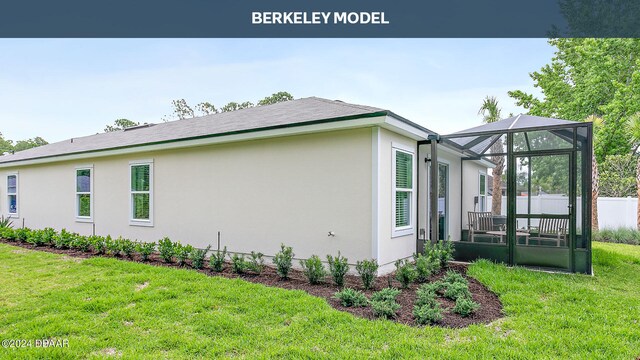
(104, 119, 140, 132)
(0, 132, 48, 154)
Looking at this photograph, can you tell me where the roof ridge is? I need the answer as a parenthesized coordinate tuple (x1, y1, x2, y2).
(310, 97, 384, 113)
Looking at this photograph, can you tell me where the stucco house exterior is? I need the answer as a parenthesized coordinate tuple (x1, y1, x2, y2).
(0, 97, 490, 274)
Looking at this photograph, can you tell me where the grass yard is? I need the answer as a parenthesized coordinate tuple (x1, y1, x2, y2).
(0, 242, 639, 359)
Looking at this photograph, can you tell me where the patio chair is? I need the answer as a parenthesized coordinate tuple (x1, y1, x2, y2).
(528, 218, 568, 247)
(468, 212, 499, 243)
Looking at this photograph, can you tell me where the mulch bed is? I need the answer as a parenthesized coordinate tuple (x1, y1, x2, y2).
(1, 239, 503, 328)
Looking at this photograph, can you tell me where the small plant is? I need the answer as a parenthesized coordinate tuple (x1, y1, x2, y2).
(247, 251, 265, 274)
(14, 227, 31, 243)
(371, 298, 401, 319)
(190, 245, 211, 270)
(231, 253, 249, 274)
(90, 235, 107, 254)
(273, 244, 294, 279)
(40, 228, 56, 246)
(443, 281, 472, 300)
(175, 243, 193, 266)
(0, 227, 16, 241)
(333, 288, 369, 307)
(25, 229, 43, 246)
(413, 303, 443, 325)
(426, 239, 454, 268)
(415, 285, 438, 308)
(327, 252, 350, 287)
(300, 255, 327, 285)
(394, 259, 417, 288)
(414, 252, 439, 283)
(442, 270, 468, 286)
(158, 237, 175, 263)
(371, 287, 401, 303)
(105, 235, 120, 256)
(118, 237, 136, 257)
(73, 235, 92, 252)
(0, 215, 13, 229)
(356, 259, 379, 290)
(422, 280, 447, 294)
(452, 296, 480, 317)
(137, 241, 156, 261)
(209, 246, 227, 272)
(53, 229, 73, 249)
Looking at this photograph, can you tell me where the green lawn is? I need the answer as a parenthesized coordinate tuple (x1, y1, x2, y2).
(1, 243, 639, 359)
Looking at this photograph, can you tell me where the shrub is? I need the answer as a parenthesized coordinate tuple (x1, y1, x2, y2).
(231, 253, 249, 274)
(0, 215, 13, 229)
(453, 296, 480, 317)
(425, 239, 454, 268)
(414, 253, 439, 283)
(594, 227, 640, 245)
(105, 235, 120, 256)
(371, 299, 401, 319)
(442, 270, 468, 286)
(300, 255, 327, 284)
(327, 252, 350, 287)
(90, 235, 107, 254)
(371, 287, 401, 303)
(53, 229, 74, 249)
(423, 280, 447, 294)
(73, 235, 92, 252)
(443, 281, 472, 300)
(175, 244, 193, 266)
(137, 241, 156, 261)
(15, 227, 31, 243)
(0, 227, 16, 241)
(413, 303, 443, 325)
(273, 244, 294, 279)
(247, 251, 264, 274)
(26, 229, 44, 246)
(190, 245, 211, 269)
(356, 259, 379, 290)
(394, 259, 417, 288)
(40, 228, 56, 246)
(415, 285, 438, 308)
(118, 237, 136, 257)
(158, 237, 175, 263)
(209, 246, 227, 272)
(333, 288, 369, 307)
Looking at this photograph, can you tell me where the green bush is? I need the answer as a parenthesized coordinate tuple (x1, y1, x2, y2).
(594, 227, 640, 245)
(327, 252, 350, 287)
(137, 241, 156, 261)
(422, 280, 447, 294)
(300, 255, 327, 284)
(26, 229, 45, 246)
(72, 235, 92, 252)
(442, 270, 468, 286)
(0, 227, 16, 241)
(414, 253, 439, 283)
(413, 303, 443, 325)
(247, 251, 264, 274)
(105, 235, 120, 256)
(443, 281, 472, 300)
(53, 229, 73, 249)
(90, 235, 107, 254)
(158, 237, 175, 263)
(40, 228, 56, 246)
(273, 244, 294, 279)
(371, 299, 401, 319)
(356, 259, 379, 290)
(415, 285, 438, 308)
(394, 259, 417, 288)
(0, 215, 13, 229)
(426, 239, 455, 268)
(370, 287, 401, 303)
(190, 245, 211, 270)
(333, 288, 369, 307)
(175, 244, 193, 266)
(118, 237, 136, 258)
(209, 246, 227, 272)
(453, 296, 480, 317)
(15, 227, 31, 243)
(231, 253, 249, 274)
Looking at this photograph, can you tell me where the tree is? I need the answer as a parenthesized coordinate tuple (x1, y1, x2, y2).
(0, 132, 14, 154)
(171, 99, 194, 120)
(104, 119, 140, 132)
(630, 113, 640, 229)
(598, 154, 636, 197)
(257, 91, 294, 106)
(478, 96, 505, 215)
(13, 137, 48, 152)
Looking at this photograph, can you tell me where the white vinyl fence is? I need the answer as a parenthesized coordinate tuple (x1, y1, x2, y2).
(486, 195, 638, 230)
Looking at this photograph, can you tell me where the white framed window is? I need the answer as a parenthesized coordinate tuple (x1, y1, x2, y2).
(7, 173, 18, 217)
(479, 172, 487, 212)
(392, 144, 415, 237)
(129, 160, 153, 226)
(76, 166, 93, 222)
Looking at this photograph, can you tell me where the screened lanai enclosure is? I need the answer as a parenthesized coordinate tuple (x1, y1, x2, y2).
(431, 115, 592, 274)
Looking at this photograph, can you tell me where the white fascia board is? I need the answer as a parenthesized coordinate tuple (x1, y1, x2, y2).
(0, 115, 388, 168)
(381, 115, 432, 140)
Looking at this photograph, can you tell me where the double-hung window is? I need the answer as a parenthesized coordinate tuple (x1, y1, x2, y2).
(130, 160, 153, 226)
(393, 146, 414, 237)
(76, 167, 93, 221)
(7, 174, 18, 216)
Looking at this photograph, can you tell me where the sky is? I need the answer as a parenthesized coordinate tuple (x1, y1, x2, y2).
(0, 39, 555, 143)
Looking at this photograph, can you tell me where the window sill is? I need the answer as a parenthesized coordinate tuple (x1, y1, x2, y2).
(129, 220, 154, 227)
(392, 228, 414, 238)
(75, 217, 94, 223)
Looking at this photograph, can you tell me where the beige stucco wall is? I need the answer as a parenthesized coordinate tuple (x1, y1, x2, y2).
(461, 161, 489, 232)
(0, 128, 374, 263)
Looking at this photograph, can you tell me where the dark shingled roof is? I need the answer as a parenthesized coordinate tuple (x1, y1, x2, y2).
(0, 97, 387, 164)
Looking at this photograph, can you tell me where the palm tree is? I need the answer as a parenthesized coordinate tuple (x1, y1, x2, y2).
(478, 96, 504, 215)
(585, 115, 602, 231)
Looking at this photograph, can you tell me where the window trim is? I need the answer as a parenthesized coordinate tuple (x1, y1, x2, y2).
(75, 165, 94, 223)
(129, 159, 154, 227)
(392, 143, 415, 238)
(478, 171, 487, 212)
(6, 173, 18, 218)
